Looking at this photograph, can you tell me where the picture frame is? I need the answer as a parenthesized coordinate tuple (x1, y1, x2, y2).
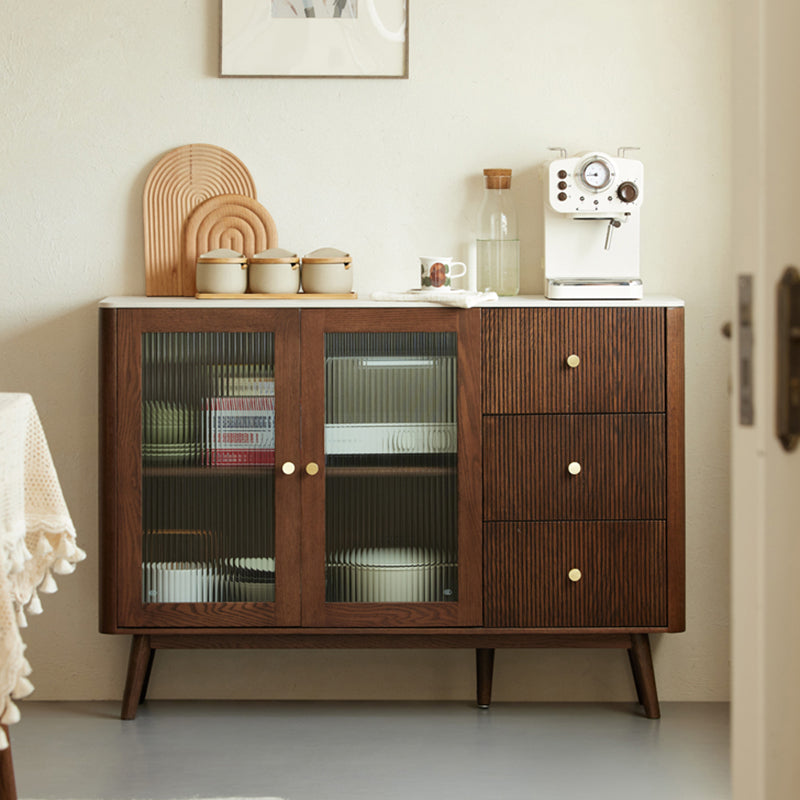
(220, 0, 409, 78)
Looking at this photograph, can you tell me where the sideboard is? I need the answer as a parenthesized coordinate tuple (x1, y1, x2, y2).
(99, 296, 684, 719)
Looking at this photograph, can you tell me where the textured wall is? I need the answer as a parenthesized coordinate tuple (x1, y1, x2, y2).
(0, 0, 731, 702)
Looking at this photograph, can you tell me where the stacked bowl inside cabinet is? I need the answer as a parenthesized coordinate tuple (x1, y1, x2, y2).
(143, 556, 276, 603)
(142, 401, 199, 464)
(143, 561, 213, 603)
(327, 548, 456, 603)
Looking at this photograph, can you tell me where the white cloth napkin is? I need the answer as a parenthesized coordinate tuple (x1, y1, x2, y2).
(370, 289, 499, 308)
(0, 393, 85, 748)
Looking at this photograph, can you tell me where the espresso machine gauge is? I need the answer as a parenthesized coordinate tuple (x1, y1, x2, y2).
(577, 155, 615, 192)
(543, 148, 644, 300)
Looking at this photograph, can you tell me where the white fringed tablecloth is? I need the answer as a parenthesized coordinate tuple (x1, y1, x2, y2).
(0, 393, 85, 749)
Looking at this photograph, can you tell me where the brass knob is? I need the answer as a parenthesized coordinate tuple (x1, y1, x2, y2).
(568, 568, 583, 582)
(566, 354, 581, 368)
(567, 461, 582, 476)
(305, 462, 320, 476)
(281, 461, 296, 475)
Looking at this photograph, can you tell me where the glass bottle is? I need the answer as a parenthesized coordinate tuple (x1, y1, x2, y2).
(476, 168, 520, 296)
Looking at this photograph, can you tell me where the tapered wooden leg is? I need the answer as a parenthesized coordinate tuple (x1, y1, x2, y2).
(628, 634, 660, 719)
(0, 726, 17, 800)
(121, 635, 153, 720)
(139, 647, 156, 704)
(476, 648, 495, 709)
(627, 648, 645, 706)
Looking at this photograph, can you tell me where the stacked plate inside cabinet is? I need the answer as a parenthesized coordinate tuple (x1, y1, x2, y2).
(223, 557, 276, 602)
(142, 402, 198, 464)
(326, 548, 456, 603)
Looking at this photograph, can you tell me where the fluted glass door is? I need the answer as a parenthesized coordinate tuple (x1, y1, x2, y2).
(323, 332, 459, 605)
(141, 331, 276, 605)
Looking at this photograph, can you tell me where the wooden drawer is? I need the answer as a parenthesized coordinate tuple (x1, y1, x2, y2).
(484, 522, 667, 628)
(483, 414, 665, 521)
(482, 307, 665, 413)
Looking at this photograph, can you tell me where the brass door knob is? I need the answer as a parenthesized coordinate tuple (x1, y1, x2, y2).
(281, 461, 296, 475)
(305, 462, 320, 476)
(568, 568, 582, 582)
(566, 354, 581, 368)
(567, 461, 582, 476)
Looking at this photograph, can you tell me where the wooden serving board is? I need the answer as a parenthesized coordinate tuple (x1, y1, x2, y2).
(143, 144, 258, 296)
(196, 292, 358, 300)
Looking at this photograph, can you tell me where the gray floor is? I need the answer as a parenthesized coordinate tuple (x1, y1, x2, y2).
(9, 700, 729, 800)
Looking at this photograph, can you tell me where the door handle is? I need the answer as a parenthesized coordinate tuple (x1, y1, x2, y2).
(738, 275, 754, 427)
(777, 266, 800, 451)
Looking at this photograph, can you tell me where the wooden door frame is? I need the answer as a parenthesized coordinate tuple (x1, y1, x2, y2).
(731, 0, 800, 797)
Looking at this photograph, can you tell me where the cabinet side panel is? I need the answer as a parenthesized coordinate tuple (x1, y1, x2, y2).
(99, 308, 119, 633)
(666, 307, 686, 631)
(482, 307, 665, 413)
(116, 310, 144, 626)
(455, 309, 483, 624)
(484, 521, 667, 628)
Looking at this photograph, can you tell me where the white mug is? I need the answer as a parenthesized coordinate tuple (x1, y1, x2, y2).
(419, 257, 467, 290)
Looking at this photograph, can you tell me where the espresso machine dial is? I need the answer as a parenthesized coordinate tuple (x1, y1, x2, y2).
(617, 181, 639, 203)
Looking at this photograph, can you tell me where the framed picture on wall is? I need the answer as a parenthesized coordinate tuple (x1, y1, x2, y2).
(220, 0, 409, 78)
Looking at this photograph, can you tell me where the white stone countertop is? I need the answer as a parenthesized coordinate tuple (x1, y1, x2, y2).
(99, 294, 684, 309)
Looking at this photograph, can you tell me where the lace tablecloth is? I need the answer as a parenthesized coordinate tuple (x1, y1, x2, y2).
(0, 393, 85, 749)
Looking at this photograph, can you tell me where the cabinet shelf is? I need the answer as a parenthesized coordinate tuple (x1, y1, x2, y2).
(143, 465, 274, 479)
(326, 465, 456, 478)
(142, 464, 456, 479)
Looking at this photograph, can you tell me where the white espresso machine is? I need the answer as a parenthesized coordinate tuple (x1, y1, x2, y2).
(543, 148, 644, 299)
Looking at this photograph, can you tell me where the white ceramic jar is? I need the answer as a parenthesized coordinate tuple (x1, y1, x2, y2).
(195, 249, 248, 294)
(301, 247, 353, 294)
(248, 248, 301, 294)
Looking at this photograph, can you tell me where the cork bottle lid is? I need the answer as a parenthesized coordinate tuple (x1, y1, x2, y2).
(483, 168, 512, 190)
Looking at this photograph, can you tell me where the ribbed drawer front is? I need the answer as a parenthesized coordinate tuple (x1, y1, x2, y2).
(484, 522, 667, 628)
(483, 414, 665, 521)
(482, 307, 665, 413)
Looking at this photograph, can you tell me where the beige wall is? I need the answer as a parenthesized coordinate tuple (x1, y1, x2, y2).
(0, 0, 732, 702)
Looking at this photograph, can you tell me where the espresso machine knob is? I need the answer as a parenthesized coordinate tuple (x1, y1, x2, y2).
(617, 181, 639, 203)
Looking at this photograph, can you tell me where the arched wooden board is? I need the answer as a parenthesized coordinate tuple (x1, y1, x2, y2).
(183, 194, 278, 296)
(143, 144, 257, 296)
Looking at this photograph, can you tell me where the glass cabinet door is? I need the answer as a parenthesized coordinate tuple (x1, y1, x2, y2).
(115, 310, 301, 627)
(300, 310, 481, 627)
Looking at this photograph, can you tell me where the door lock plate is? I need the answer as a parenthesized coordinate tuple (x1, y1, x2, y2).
(777, 266, 800, 451)
(739, 275, 754, 426)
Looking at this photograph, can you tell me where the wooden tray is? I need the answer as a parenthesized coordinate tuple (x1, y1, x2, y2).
(143, 144, 258, 297)
(183, 194, 278, 296)
(196, 292, 358, 300)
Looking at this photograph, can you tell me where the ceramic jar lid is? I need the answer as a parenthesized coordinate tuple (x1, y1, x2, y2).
(250, 247, 300, 266)
(198, 248, 247, 264)
(302, 247, 352, 267)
